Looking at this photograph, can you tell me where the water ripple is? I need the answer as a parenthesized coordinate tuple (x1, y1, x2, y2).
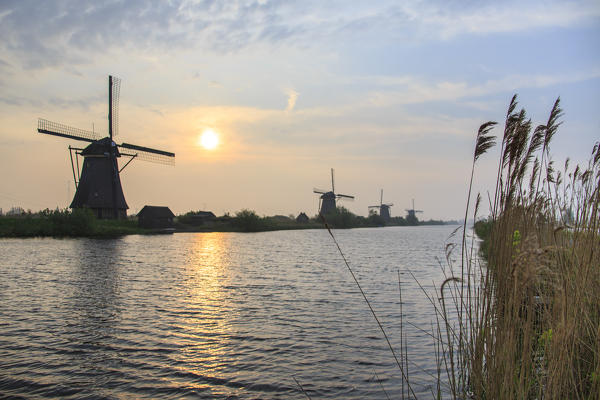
(0, 226, 461, 399)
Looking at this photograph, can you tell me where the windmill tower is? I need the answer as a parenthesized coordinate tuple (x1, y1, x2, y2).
(313, 168, 354, 215)
(368, 189, 393, 222)
(37, 75, 175, 219)
(405, 199, 423, 225)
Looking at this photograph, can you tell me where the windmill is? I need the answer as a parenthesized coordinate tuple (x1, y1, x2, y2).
(368, 189, 393, 222)
(37, 75, 175, 219)
(313, 168, 354, 215)
(405, 198, 423, 225)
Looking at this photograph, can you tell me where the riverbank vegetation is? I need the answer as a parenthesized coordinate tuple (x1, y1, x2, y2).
(175, 207, 449, 232)
(0, 206, 451, 237)
(0, 208, 148, 237)
(426, 96, 598, 399)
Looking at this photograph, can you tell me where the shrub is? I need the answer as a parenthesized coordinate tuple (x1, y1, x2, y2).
(322, 206, 358, 228)
(233, 209, 263, 232)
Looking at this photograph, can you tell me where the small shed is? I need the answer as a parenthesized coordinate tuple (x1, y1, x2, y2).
(138, 206, 175, 229)
(296, 212, 309, 223)
(183, 211, 216, 225)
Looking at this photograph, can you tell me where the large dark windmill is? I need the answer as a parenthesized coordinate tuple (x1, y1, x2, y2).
(313, 168, 354, 215)
(405, 199, 423, 225)
(368, 189, 393, 222)
(37, 75, 175, 219)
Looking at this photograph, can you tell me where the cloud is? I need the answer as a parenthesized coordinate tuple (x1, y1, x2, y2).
(2, 0, 597, 71)
(428, 2, 600, 39)
(285, 89, 299, 112)
(356, 69, 600, 108)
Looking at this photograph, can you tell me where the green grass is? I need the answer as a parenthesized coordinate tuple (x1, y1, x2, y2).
(0, 209, 150, 238)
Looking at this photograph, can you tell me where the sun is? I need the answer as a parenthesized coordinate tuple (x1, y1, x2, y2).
(198, 129, 219, 150)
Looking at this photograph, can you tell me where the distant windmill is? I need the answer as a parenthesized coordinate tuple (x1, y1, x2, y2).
(368, 189, 393, 222)
(37, 75, 175, 219)
(405, 198, 423, 225)
(313, 168, 354, 215)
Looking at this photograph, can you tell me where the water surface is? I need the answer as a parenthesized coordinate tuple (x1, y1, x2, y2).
(0, 226, 461, 399)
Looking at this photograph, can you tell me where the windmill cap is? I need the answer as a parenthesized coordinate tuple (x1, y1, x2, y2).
(81, 137, 121, 156)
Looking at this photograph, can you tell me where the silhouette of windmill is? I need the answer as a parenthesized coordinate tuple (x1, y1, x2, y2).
(405, 199, 423, 225)
(313, 168, 354, 215)
(368, 189, 393, 222)
(37, 75, 175, 219)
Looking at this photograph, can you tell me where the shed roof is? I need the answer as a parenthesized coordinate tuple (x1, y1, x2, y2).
(194, 211, 216, 218)
(138, 205, 175, 218)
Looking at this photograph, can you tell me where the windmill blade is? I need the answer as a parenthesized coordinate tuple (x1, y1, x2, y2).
(337, 194, 354, 200)
(37, 118, 98, 143)
(119, 142, 175, 165)
(313, 188, 328, 194)
(384, 203, 394, 207)
(368, 205, 380, 208)
(331, 168, 335, 192)
(109, 75, 121, 138)
(380, 189, 383, 206)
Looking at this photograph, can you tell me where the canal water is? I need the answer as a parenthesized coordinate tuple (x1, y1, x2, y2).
(0, 225, 463, 399)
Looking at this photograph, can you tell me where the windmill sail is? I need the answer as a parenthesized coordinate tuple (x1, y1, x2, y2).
(119, 142, 175, 165)
(38, 119, 99, 143)
(109, 75, 121, 138)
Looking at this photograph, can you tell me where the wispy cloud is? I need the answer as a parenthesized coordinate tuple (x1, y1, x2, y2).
(425, 2, 600, 39)
(285, 89, 299, 112)
(358, 70, 600, 108)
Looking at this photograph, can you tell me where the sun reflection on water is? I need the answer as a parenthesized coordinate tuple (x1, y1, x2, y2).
(184, 232, 230, 301)
(176, 233, 234, 377)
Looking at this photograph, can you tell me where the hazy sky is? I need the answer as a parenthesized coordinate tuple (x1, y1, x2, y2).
(1, 0, 599, 219)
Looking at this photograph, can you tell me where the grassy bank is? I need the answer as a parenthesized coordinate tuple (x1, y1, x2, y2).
(0, 209, 149, 237)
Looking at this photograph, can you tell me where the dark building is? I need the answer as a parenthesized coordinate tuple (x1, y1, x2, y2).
(180, 211, 216, 225)
(318, 192, 337, 215)
(380, 204, 391, 222)
(138, 206, 175, 229)
(70, 137, 128, 219)
(196, 211, 216, 220)
(296, 212, 309, 223)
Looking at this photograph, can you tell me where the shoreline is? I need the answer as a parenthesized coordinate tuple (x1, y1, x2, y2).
(0, 219, 453, 239)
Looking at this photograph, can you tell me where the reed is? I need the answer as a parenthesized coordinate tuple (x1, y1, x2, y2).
(443, 95, 599, 399)
(323, 95, 598, 399)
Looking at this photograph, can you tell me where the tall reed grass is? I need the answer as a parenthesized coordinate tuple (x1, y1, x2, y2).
(324, 95, 598, 399)
(441, 95, 599, 399)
